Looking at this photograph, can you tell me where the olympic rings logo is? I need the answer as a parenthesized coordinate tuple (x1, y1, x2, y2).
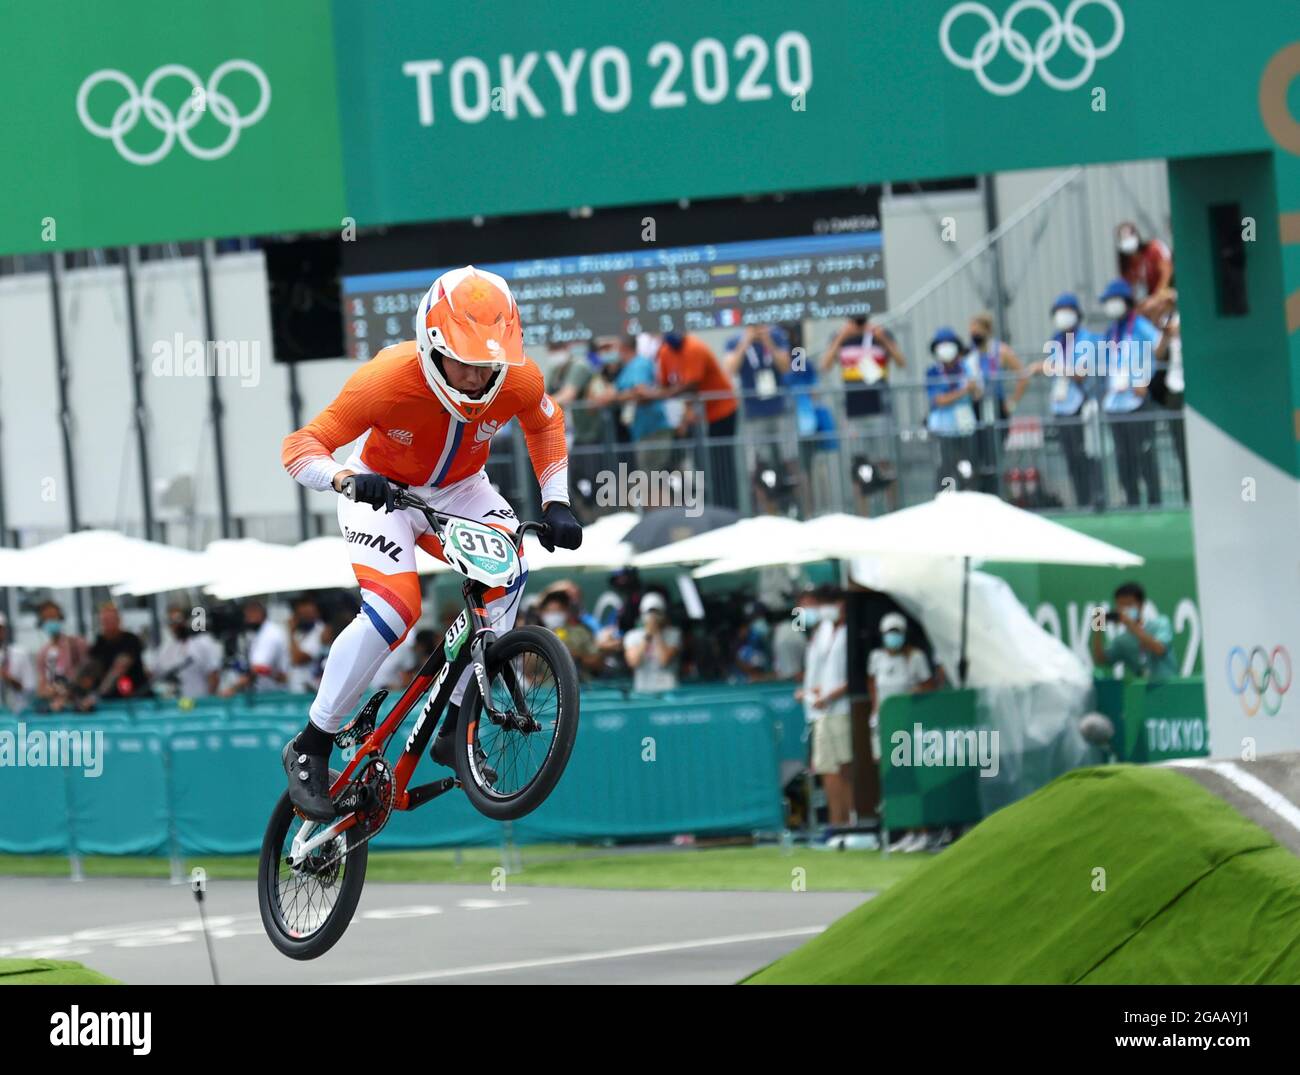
(1226, 645, 1292, 717)
(939, 0, 1125, 96)
(76, 60, 271, 166)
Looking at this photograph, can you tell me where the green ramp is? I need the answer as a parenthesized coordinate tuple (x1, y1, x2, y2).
(744, 766, 1300, 984)
(0, 958, 119, 985)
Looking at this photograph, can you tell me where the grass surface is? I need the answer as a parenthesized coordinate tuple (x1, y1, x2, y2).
(0, 958, 118, 985)
(0, 844, 928, 893)
(745, 765, 1300, 984)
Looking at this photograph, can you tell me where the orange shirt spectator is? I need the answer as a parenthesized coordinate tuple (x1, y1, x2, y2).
(657, 334, 737, 423)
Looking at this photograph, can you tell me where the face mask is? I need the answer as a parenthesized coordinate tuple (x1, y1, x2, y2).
(801, 607, 820, 628)
(1103, 298, 1129, 321)
(970, 332, 988, 349)
(819, 605, 839, 623)
(934, 342, 959, 363)
(1053, 308, 1079, 332)
(541, 611, 567, 630)
(42, 620, 64, 638)
(750, 619, 770, 639)
(1118, 234, 1140, 255)
(883, 630, 905, 650)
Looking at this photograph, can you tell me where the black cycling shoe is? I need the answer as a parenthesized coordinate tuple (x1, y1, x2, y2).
(282, 741, 336, 821)
(431, 732, 456, 769)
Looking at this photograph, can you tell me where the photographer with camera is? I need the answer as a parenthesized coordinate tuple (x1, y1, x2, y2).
(1089, 581, 1178, 681)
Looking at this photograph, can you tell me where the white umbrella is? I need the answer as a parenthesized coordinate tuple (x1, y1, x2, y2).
(633, 514, 808, 569)
(525, 511, 638, 571)
(831, 493, 1143, 568)
(0, 530, 209, 590)
(690, 493, 1143, 684)
(203, 536, 452, 600)
(840, 492, 1142, 683)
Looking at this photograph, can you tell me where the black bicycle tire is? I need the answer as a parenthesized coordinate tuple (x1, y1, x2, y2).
(454, 625, 580, 821)
(257, 769, 369, 961)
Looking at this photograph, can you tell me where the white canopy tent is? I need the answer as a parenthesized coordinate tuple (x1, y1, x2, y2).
(690, 493, 1143, 685)
(633, 514, 808, 569)
(0, 530, 209, 590)
(524, 511, 638, 571)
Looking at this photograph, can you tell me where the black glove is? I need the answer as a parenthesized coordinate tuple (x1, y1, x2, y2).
(342, 473, 397, 513)
(540, 502, 583, 552)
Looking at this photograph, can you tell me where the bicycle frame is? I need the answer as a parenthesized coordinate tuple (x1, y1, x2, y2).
(288, 496, 542, 865)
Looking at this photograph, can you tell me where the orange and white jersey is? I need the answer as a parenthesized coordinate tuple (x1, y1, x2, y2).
(282, 341, 569, 505)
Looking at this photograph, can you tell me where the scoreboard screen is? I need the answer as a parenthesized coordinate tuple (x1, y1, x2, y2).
(341, 230, 884, 359)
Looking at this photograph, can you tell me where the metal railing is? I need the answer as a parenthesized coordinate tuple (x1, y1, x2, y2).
(514, 373, 1188, 522)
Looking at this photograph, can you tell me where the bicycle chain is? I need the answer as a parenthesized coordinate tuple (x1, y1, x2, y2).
(301, 755, 395, 875)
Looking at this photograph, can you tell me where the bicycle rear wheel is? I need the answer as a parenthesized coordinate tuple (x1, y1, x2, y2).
(454, 625, 580, 821)
(257, 769, 368, 960)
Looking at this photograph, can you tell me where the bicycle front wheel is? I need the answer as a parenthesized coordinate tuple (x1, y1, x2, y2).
(257, 770, 368, 960)
(454, 625, 580, 821)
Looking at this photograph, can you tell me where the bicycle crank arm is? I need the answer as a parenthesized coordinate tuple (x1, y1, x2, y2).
(405, 776, 458, 810)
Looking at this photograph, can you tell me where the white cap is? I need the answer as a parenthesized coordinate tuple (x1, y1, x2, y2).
(880, 612, 906, 633)
(639, 592, 667, 615)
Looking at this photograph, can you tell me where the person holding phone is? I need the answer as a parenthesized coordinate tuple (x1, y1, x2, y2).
(1089, 581, 1177, 681)
(821, 316, 906, 424)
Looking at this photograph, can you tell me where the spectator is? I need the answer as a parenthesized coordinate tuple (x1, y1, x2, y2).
(1153, 308, 1189, 498)
(724, 324, 798, 509)
(966, 312, 1024, 494)
(623, 590, 682, 693)
(86, 602, 149, 702)
(610, 333, 674, 479)
(539, 589, 602, 678)
(1021, 293, 1102, 509)
(151, 604, 224, 699)
(968, 312, 1025, 421)
(797, 585, 853, 829)
(820, 316, 905, 428)
(69, 658, 106, 713)
(785, 327, 838, 515)
(1116, 221, 1175, 321)
(867, 611, 941, 765)
(0, 611, 35, 712)
(545, 579, 600, 634)
(654, 332, 740, 510)
(222, 599, 289, 695)
(730, 599, 775, 682)
(287, 596, 327, 694)
(771, 589, 814, 680)
(1090, 582, 1178, 681)
(35, 601, 88, 711)
(547, 342, 607, 521)
(925, 327, 981, 491)
(1098, 279, 1162, 507)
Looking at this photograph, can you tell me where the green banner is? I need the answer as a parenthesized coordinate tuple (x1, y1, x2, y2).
(985, 510, 1202, 675)
(330, 0, 1280, 229)
(2, 0, 344, 254)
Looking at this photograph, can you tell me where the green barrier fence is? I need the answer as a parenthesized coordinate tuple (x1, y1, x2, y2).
(6, 686, 789, 856)
(878, 677, 1210, 830)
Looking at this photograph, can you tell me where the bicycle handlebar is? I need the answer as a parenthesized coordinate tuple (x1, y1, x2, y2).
(341, 476, 550, 547)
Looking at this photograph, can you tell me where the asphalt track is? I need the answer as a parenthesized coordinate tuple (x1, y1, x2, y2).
(0, 878, 868, 984)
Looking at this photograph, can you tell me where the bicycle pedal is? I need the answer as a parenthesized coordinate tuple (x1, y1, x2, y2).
(335, 689, 387, 750)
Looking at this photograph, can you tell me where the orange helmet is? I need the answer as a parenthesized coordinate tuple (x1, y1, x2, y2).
(416, 266, 526, 422)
